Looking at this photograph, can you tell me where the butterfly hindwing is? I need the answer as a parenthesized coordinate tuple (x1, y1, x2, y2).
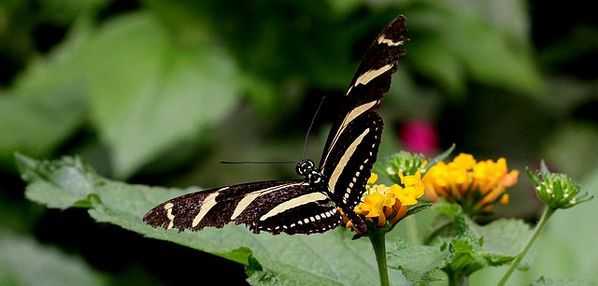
(143, 180, 342, 235)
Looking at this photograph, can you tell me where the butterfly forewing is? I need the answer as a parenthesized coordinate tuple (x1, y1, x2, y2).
(319, 16, 406, 208)
(345, 16, 407, 103)
(321, 113, 383, 209)
(143, 180, 342, 235)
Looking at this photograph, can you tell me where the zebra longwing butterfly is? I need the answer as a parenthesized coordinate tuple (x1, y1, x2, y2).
(144, 15, 407, 235)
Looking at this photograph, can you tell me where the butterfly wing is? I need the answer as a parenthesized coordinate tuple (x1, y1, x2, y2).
(319, 16, 407, 210)
(143, 180, 343, 235)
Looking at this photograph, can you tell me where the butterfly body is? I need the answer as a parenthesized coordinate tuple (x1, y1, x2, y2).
(144, 15, 408, 235)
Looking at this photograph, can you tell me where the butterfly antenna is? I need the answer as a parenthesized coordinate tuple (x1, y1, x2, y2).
(302, 96, 326, 160)
(220, 160, 295, 165)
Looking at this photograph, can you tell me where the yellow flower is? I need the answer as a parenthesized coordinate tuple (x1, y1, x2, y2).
(423, 153, 518, 215)
(349, 172, 425, 230)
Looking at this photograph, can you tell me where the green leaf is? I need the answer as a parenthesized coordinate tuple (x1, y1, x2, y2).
(0, 18, 91, 168)
(0, 94, 85, 168)
(545, 123, 598, 179)
(16, 154, 406, 285)
(448, 236, 487, 276)
(82, 12, 240, 178)
(450, 0, 530, 42)
(15, 153, 97, 209)
(408, 38, 465, 96)
(474, 219, 531, 265)
(532, 276, 598, 286)
(427, 202, 530, 279)
(387, 242, 448, 283)
(0, 229, 105, 286)
(408, 3, 542, 96)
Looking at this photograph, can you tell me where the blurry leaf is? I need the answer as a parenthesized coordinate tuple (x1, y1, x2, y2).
(408, 38, 465, 96)
(326, 0, 363, 18)
(16, 154, 407, 285)
(0, 229, 105, 286)
(83, 12, 240, 178)
(450, 0, 530, 42)
(408, 3, 543, 96)
(387, 242, 448, 283)
(0, 94, 85, 168)
(532, 276, 598, 286)
(453, 20, 542, 95)
(545, 122, 598, 178)
(0, 17, 91, 168)
(37, 0, 108, 24)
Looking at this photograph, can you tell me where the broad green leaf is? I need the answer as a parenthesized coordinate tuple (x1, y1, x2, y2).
(450, 0, 530, 42)
(387, 242, 448, 283)
(427, 202, 529, 279)
(474, 219, 531, 265)
(0, 18, 91, 168)
(407, 38, 465, 96)
(0, 229, 105, 286)
(82, 12, 240, 178)
(16, 153, 97, 209)
(545, 123, 598, 179)
(16, 154, 408, 285)
(408, 3, 542, 96)
(531, 276, 598, 286)
(0, 94, 85, 168)
(453, 20, 542, 95)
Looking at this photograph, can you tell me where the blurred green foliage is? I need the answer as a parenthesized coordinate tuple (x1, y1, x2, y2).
(1, 0, 597, 285)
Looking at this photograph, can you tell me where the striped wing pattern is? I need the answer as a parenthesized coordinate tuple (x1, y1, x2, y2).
(143, 16, 407, 235)
(143, 180, 343, 235)
(319, 16, 406, 210)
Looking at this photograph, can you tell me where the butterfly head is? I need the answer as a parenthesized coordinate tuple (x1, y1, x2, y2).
(296, 159, 326, 186)
(296, 159, 315, 176)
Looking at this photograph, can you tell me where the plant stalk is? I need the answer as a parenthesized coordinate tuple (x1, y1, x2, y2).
(406, 216, 419, 245)
(369, 230, 390, 286)
(497, 207, 554, 286)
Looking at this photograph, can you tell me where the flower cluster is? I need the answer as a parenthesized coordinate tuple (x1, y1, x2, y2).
(422, 153, 519, 215)
(348, 171, 425, 229)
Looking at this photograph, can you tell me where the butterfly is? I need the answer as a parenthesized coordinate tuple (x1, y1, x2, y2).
(143, 15, 407, 235)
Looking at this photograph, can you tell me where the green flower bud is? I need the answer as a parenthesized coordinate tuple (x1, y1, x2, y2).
(526, 163, 593, 210)
(383, 151, 427, 182)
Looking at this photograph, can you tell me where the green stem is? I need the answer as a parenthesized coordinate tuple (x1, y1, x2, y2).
(369, 230, 389, 286)
(446, 268, 467, 286)
(406, 216, 419, 245)
(497, 207, 555, 286)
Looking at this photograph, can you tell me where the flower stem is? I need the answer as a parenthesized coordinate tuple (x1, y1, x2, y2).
(406, 216, 419, 245)
(497, 207, 555, 286)
(369, 230, 389, 286)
